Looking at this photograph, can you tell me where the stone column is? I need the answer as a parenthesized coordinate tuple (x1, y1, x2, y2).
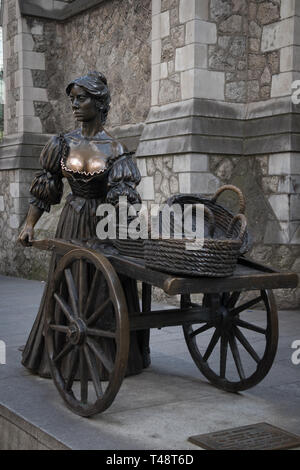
(0, 0, 51, 275)
(136, 0, 222, 204)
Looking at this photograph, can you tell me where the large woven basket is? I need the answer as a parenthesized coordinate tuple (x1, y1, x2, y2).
(144, 212, 247, 277)
(166, 185, 250, 255)
(113, 223, 145, 259)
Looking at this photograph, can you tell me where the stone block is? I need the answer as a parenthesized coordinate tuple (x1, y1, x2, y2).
(0, 196, 4, 212)
(9, 214, 21, 229)
(175, 44, 207, 71)
(152, 0, 161, 16)
(257, 2, 280, 25)
(152, 39, 161, 65)
(271, 72, 294, 98)
(179, 0, 209, 23)
(152, 64, 160, 82)
(179, 173, 191, 192)
(14, 34, 34, 53)
(182, 69, 225, 100)
(13, 197, 30, 215)
(151, 80, 159, 106)
(15, 69, 33, 88)
(190, 173, 219, 193)
(194, 69, 225, 100)
(268, 194, 289, 221)
(29, 23, 44, 36)
(280, 0, 300, 19)
(19, 51, 46, 70)
(10, 182, 29, 198)
(186, 20, 217, 45)
(280, 46, 293, 72)
(153, 11, 170, 39)
(16, 100, 35, 117)
(261, 19, 294, 52)
(290, 223, 300, 243)
(18, 116, 43, 133)
(160, 11, 170, 38)
(291, 154, 300, 174)
(264, 221, 289, 244)
(219, 15, 243, 34)
(152, 13, 160, 41)
(160, 62, 168, 79)
(173, 154, 208, 172)
(136, 158, 147, 177)
(290, 194, 300, 221)
(139, 177, 154, 200)
(19, 86, 48, 102)
(269, 153, 291, 175)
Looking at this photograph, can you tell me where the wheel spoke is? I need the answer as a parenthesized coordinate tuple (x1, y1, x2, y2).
(235, 318, 266, 335)
(203, 328, 221, 362)
(226, 291, 241, 309)
(87, 338, 114, 374)
(234, 326, 261, 364)
(64, 268, 79, 317)
(86, 298, 112, 327)
(229, 333, 245, 381)
(84, 270, 101, 318)
(53, 341, 73, 363)
(230, 295, 263, 316)
(54, 293, 74, 323)
(49, 324, 69, 333)
(86, 327, 116, 339)
(189, 322, 215, 338)
(78, 259, 88, 318)
(80, 349, 88, 404)
(65, 347, 79, 391)
(83, 345, 103, 398)
(220, 334, 228, 379)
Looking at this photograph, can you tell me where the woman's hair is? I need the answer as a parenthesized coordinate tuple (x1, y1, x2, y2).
(66, 71, 111, 124)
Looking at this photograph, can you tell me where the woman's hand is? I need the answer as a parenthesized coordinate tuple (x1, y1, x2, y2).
(18, 225, 34, 247)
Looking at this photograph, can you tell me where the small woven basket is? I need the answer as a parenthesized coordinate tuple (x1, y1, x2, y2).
(144, 212, 247, 277)
(166, 185, 250, 255)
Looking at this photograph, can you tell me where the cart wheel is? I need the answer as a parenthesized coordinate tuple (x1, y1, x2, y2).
(45, 248, 129, 417)
(183, 290, 278, 392)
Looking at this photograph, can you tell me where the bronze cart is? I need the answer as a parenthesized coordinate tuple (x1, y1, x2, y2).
(32, 238, 298, 417)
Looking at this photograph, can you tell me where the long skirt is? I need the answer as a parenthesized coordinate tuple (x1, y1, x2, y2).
(21, 195, 150, 378)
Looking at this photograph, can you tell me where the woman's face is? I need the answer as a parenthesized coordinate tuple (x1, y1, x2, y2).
(69, 84, 98, 122)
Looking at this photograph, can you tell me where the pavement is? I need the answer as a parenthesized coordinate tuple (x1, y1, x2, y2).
(0, 274, 300, 450)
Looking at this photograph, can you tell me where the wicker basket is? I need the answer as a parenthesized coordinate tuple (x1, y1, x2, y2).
(112, 223, 145, 259)
(166, 185, 250, 255)
(144, 212, 247, 277)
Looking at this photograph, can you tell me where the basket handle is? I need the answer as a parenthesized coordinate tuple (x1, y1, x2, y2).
(226, 214, 247, 241)
(211, 185, 246, 214)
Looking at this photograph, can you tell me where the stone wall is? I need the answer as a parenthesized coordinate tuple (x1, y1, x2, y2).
(209, 0, 281, 102)
(27, 0, 152, 135)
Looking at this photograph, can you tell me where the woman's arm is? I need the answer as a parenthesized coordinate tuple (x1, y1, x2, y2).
(18, 205, 43, 246)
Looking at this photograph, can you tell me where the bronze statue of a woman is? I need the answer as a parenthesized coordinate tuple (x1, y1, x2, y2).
(19, 71, 150, 378)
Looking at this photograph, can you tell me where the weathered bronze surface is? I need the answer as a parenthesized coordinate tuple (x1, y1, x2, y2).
(18, 72, 147, 383)
(30, 237, 298, 416)
(189, 423, 300, 450)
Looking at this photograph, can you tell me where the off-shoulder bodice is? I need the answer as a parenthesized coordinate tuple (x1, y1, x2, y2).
(29, 133, 141, 211)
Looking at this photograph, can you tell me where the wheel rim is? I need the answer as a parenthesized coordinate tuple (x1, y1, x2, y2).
(45, 248, 129, 416)
(183, 290, 278, 392)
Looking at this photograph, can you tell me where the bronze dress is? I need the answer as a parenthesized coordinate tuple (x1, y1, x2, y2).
(21, 132, 150, 378)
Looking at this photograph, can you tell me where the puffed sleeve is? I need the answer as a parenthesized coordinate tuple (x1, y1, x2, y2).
(106, 152, 142, 206)
(29, 135, 64, 212)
